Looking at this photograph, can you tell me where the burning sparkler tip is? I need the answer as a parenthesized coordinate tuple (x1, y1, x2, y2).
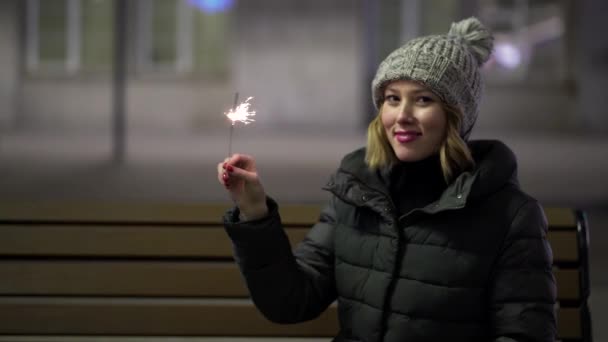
(224, 96, 257, 125)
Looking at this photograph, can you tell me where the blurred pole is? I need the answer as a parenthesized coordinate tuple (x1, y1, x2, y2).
(66, 0, 81, 74)
(112, 0, 127, 164)
(577, 0, 608, 133)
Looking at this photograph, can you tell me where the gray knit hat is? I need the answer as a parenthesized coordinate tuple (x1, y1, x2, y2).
(371, 17, 494, 139)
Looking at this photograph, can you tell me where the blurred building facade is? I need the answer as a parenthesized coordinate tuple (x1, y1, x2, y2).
(0, 0, 606, 136)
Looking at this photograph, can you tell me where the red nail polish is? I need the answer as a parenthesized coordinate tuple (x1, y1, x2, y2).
(222, 163, 227, 169)
(222, 172, 228, 180)
(227, 165, 234, 172)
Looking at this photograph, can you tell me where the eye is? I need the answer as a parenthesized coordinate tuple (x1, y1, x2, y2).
(416, 96, 434, 104)
(385, 95, 400, 105)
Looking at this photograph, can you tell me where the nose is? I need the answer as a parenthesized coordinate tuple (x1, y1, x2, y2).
(396, 100, 415, 124)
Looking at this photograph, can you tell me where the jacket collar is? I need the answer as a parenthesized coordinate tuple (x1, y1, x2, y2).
(323, 140, 518, 217)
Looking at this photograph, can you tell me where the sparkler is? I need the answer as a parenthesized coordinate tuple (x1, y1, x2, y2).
(225, 93, 256, 156)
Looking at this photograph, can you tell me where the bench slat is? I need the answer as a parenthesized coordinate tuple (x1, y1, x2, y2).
(0, 225, 578, 263)
(0, 261, 581, 302)
(0, 298, 338, 336)
(0, 203, 231, 223)
(0, 203, 321, 226)
(558, 307, 583, 340)
(0, 225, 308, 258)
(547, 230, 579, 263)
(0, 261, 247, 297)
(554, 268, 580, 302)
(0, 203, 577, 229)
(0, 225, 236, 258)
(542, 208, 577, 229)
(0, 297, 579, 339)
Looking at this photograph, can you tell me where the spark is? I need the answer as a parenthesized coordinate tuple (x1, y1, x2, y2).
(225, 97, 256, 125)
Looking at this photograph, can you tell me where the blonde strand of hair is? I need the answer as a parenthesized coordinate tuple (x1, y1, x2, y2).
(365, 114, 395, 169)
(439, 107, 474, 183)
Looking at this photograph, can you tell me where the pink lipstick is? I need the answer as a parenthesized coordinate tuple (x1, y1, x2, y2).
(395, 131, 421, 143)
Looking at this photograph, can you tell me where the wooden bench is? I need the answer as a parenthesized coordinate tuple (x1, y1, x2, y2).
(0, 203, 592, 341)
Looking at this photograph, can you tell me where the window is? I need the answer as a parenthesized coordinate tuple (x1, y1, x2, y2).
(26, 0, 114, 74)
(81, 0, 114, 71)
(135, 0, 232, 77)
(25, 0, 231, 77)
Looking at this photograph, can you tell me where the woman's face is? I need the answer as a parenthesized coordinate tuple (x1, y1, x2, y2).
(381, 80, 447, 162)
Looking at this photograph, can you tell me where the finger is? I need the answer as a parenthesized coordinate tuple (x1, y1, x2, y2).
(217, 162, 225, 181)
(217, 169, 226, 186)
(217, 162, 230, 186)
(221, 158, 231, 171)
(223, 173, 231, 188)
(227, 154, 255, 169)
(226, 164, 259, 183)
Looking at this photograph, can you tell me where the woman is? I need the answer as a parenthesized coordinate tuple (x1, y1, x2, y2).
(217, 17, 556, 342)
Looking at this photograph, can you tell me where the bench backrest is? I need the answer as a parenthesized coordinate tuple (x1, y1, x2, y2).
(0, 203, 592, 341)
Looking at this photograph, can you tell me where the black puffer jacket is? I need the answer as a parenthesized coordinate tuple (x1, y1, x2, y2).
(223, 140, 556, 342)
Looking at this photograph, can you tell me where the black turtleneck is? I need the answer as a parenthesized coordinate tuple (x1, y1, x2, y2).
(380, 154, 447, 216)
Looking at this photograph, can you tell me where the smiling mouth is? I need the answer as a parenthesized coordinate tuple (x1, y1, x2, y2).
(394, 131, 422, 143)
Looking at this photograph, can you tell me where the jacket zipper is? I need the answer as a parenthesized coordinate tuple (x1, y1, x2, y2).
(328, 170, 471, 341)
(342, 181, 400, 342)
(327, 179, 399, 342)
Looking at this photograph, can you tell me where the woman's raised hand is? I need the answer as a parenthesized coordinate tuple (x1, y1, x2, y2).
(217, 154, 268, 221)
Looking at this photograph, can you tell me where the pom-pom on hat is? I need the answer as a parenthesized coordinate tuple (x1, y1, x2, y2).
(371, 17, 494, 139)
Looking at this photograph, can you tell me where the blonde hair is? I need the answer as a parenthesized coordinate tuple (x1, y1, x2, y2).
(365, 103, 474, 183)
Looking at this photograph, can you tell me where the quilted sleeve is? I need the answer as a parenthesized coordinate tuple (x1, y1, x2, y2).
(489, 199, 557, 342)
(223, 196, 337, 323)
